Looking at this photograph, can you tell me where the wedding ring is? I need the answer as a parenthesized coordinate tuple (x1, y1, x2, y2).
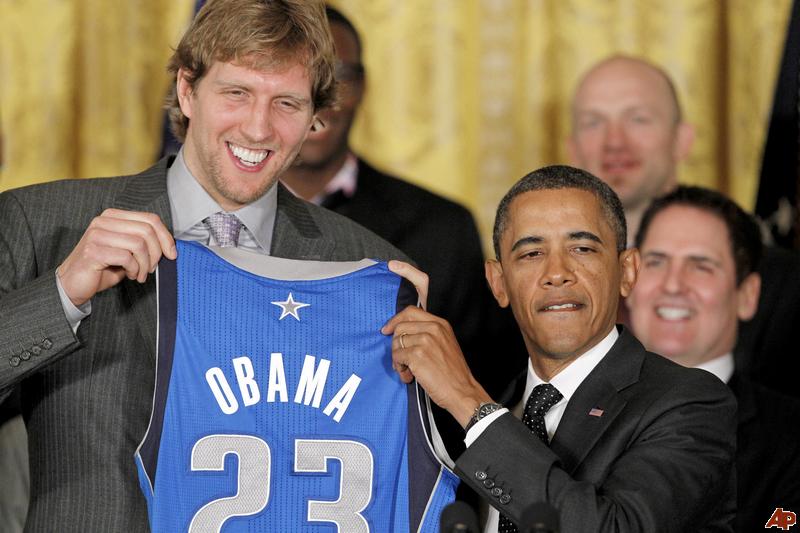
(399, 333, 407, 349)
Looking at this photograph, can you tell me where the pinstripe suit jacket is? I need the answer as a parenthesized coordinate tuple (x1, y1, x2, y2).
(0, 157, 406, 532)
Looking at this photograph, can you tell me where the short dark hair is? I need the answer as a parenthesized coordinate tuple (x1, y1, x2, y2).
(492, 165, 627, 259)
(635, 186, 763, 284)
(325, 5, 362, 59)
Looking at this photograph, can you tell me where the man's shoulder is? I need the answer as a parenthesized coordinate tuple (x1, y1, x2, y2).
(2, 160, 166, 208)
(610, 331, 733, 405)
(278, 185, 409, 263)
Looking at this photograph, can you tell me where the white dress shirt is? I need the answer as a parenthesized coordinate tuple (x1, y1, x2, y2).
(695, 352, 735, 384)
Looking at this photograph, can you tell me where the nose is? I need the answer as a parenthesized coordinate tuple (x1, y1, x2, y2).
(603, 121, 627, 150)
(661, 262, 687, 294)
(240, 102, 274, 143)
(541, 251, 575, 288)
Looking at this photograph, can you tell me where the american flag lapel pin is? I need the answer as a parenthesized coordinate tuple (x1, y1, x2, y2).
(588, 407, 604, 417)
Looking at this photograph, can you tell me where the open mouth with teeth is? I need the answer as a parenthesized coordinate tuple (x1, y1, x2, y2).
(655, 306, 692, 321)
(540, 302, 583, 312)
(227, 142, 271, 168)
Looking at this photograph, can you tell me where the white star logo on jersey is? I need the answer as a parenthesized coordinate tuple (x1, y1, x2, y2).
(271, 292, 310, 321)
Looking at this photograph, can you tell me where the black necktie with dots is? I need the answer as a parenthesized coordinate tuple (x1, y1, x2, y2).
(497, 383, 563, 533)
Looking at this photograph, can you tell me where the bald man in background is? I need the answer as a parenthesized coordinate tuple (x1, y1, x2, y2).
(566, 55, 800, 398)
(567, 55, 694, 242)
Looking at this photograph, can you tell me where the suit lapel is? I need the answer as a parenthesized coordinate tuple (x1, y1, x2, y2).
(549, 329, 643, 474)
(112, 157, 174, 363)
(270, 184, 335, 260)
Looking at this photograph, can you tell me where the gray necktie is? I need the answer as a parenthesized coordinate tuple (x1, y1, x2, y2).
(205, 212, 243, 248)
(498, 383, 563, 533)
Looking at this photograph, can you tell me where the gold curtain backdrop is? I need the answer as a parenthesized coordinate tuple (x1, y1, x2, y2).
(0, 0, 193, 187)
(1, 0, 791, 252)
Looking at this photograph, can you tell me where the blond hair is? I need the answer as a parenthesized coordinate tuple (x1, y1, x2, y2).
(165, 0, 336, 142)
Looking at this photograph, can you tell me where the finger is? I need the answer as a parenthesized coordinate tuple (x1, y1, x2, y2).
(391, 342, 416, 383)
(102, 209, 176, 262)
(388, 260, 429, 310)
(90, 215, 170, 277)
(381, 305, 435, 335)
(81, 226, 155, 283)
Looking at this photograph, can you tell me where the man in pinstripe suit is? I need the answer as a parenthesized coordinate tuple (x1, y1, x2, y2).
(0, 1, 406, 530)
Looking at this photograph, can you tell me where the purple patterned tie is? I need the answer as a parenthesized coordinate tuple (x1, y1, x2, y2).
(205, 212, 243, 248)
(498, 383, 562, 533)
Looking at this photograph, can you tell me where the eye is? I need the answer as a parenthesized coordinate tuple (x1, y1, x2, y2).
(642, 257, 665, 269)
(630, 114, 652, 125)
(224, 89, 247, 99)
(519, 249, 543, 260)
(276, 98, 303, 112)
(577, 115, 602, 129)
(573, 245, 595, 254)
(693, 263, 714, 274)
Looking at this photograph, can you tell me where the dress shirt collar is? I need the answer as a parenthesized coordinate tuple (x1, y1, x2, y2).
(309, 152, 358, 205)
(166, 149, 276, 251)
(523, 326, 620, 408)
(695, 352, 735, 384)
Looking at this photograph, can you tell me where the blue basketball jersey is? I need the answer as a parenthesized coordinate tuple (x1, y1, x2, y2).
(135, 240, 458, 532)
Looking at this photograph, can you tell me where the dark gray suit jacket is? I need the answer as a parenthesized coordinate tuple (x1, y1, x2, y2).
(0, 157, 406, 532)
(455, 329, 737, 533)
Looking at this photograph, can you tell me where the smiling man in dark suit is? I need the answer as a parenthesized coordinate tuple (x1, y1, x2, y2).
(0, 1, 409, 531)
(626, 185, 800, 532)
(385, 165, 737, 532)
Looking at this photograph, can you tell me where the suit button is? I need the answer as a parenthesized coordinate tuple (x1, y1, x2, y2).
(499, 494, 511, 505)
(20, 350, 31, 361)
(475, 471, 488, 481)
(31, 345, 42, 356)
(9, 356, 21, 367)
(483, 479, 495, 489)
(42, 338, 53, 350)
(491, 487, 503, 497)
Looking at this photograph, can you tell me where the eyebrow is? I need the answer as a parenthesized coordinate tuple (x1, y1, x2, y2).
(568, 231, 603, 244)
(643, 250, 723, 267)
(510, 235, 543, 252)
(510, 231, 602, 252)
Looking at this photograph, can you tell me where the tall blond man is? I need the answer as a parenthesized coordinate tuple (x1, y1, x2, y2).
(0, 1, 408, 530)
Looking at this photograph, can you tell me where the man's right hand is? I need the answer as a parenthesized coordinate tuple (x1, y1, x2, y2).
(56, 209, 177, 307)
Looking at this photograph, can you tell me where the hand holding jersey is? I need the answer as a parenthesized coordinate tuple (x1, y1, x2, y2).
(56, 208, 176, 306)
(385, 261, 492, 428)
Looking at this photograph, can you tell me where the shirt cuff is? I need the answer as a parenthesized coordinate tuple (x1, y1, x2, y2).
(464, 408, 509, 447)
(56, 273, 91, 333)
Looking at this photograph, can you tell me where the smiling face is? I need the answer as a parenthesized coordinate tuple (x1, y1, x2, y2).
(486, 188, 638, 377)
(178, 59, 316, 211)
(626, 205, 760, 367)
(567, 58, 692, 213)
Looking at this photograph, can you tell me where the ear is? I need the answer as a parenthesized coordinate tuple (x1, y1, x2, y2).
(485, 260, 510, 308)
(736, 272, 761, 321)
(673, 122, 695, 162)
(618, 248, 640, 298)
(176, 68, 195, 119)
